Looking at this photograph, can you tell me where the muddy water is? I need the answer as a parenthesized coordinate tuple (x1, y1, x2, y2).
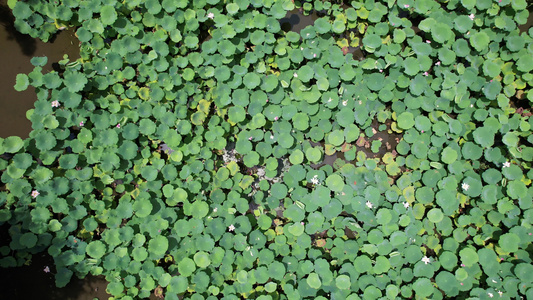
(0, 1, 114, 299)
(0, 0, 80, 139)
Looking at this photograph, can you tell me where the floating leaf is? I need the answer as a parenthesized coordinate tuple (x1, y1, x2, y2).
(307, 273, 321, 289)
(3, 136, 24, 153)
(397, 112, 415, 129)
(499, 233, 520, 253)
(87, 241, 106, 259)
(14, 74, 29, 91)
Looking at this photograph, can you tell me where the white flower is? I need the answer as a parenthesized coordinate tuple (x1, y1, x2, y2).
(79, 121, 84, 127)
(342, 100, 348, 106)
(293, 72, 298, 78)
(43, 266, 50, 273)
(435, 61, 441, 66)
(31, 190, 40, 198)
(503, 161, 511, 168)
(469, 14, 475, 21)
(213, 207, 218, 213)
(403, 202, 410, 209)
(228, 224, 235, 231)
(207, 12, 214, 19)
(270, 135, 274, 140)
(51, 100, 60, 107)
(404, 4, 409, 8)
(462, 182, 470, 191)
(366, 201, 373, 209)
(498, 290, 503, 297)
(313, 53, 317, 58)
(422, 256, 431, 264)
(310, 175, 319, 185)
(488, 292, 494, 298)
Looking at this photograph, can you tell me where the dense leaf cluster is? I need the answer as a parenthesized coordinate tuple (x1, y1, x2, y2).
(1, 0, 533, 299)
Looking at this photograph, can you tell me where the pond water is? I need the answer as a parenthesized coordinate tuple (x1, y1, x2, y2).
(0, 0, 79, 139)
(0, 1, 115, 299)
(0, 225, 111, 299)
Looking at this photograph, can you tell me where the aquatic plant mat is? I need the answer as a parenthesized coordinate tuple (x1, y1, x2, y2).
(1, 0, 533, 299)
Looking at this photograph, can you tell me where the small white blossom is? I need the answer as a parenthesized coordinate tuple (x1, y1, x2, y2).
(342, 100, 348, 106)
(213, 207, 218, 213)
(403, 202, 410, 209)
(293, 72, 298, 78)
(228, 224, 235, 231)
(43, 266, 50, 273)
(79, 121, 84, 127)
(207, 12, 214, 19)
(435, 61, 441, 66)
(503, 161, 511, 168)
(422, 256, 431, 264)
(366, 201, 373, 209)
(313, 53, 317, 58)
(51, 100, 60, 107)
(469, 14, 475, 21)
(498, 291, 503, 297)
(270, 135, 274, 140)
(404, 4, 409, 8)
(426, 40, 431, 44)
(31, 190, 40, 198)
(462, 182, 470, 191)
(488, 292, 494, 298)
(310, 175, 319, 185)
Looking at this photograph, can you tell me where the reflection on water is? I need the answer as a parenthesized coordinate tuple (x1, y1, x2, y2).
(0, 0, 80, 139)
(280, 8, 319, 34)
(0, 222, 113, 300)
(280, 8, 365, 62)
(0, 3, 36, 56)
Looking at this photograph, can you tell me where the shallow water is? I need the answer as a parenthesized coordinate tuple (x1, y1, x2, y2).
(0, 1, 114, 299)
(0, 0, 80, 139)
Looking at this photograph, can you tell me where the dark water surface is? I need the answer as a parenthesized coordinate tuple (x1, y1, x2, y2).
(0, 1, 114, 299)
(0, 0, 80, 139)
